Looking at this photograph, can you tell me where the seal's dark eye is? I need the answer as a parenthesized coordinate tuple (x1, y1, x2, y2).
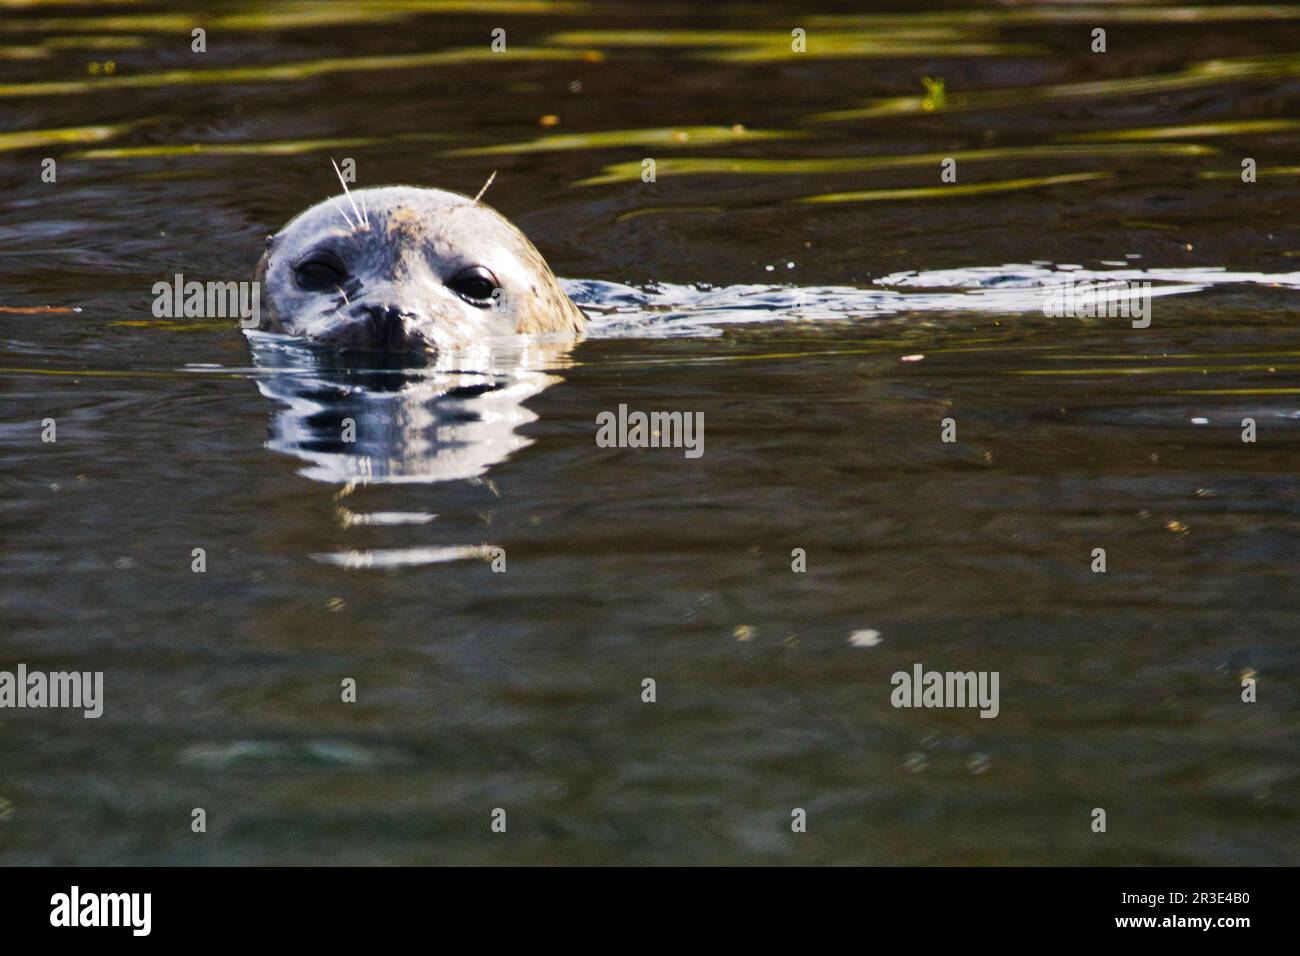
(447, 266, 499, 306)
(294, 253, 348, 291)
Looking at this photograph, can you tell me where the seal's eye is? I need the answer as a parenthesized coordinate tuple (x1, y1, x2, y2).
(447, 266, 499, 306)
(294, 253, 348, 291)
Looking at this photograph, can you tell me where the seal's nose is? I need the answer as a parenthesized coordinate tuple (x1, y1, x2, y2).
(359, 304, 415, 351)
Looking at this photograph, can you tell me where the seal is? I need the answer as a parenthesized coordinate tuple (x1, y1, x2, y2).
(255, 184, 585, 351)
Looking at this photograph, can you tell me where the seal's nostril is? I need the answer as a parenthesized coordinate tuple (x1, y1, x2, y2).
(360, 305, 413, 350)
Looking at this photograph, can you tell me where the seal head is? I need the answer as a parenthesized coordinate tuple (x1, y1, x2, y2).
(256, 185, 585, 351)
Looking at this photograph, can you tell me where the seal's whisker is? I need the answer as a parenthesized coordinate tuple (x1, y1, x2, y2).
(327, 195, 356, 230)
(331, 157, 365, 229)
(334, 284, 350, 306)
(473, 170, 498, 205)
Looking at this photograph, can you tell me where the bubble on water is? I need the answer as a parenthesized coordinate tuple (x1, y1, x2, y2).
(311, 545, 493, 568)
(848, 629, 881, 647)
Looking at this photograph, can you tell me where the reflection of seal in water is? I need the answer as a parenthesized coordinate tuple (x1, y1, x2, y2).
(255, 185, 586, 351)
(249, 336, 566, 483)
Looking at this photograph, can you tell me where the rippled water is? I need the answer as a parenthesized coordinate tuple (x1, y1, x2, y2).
(1, 0, 1298, 865)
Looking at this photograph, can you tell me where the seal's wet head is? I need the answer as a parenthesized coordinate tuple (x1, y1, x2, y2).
(256, 185, 586, 352)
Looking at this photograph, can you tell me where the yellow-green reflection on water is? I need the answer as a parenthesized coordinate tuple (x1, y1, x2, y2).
(794, 172, 1110, 204)
(813, 54, 1300, 121)
(615, 205, 726, 223)
(110, 319, 235, 330)
(573, 145, 1208, 186)
(807, 5, 1300, 27)
(1201, 166, 1300, 178)
(698, 40, 1041, 63)
(0, 1, 588, 34)
(541, 29, 1039, 61)
(70, 132, 450, 160)
(543, 29, 970, 46)
(1064, 119, 1300, 141)
(448, 126, 805, 157)
(0, 47, 602, 97)
(0, 122, 130, 152)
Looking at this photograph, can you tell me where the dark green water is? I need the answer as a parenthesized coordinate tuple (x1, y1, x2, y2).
(0, 0, 1297, 864)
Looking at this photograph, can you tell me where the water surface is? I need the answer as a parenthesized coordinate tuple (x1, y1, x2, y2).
(1, 0, 1298, 865)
